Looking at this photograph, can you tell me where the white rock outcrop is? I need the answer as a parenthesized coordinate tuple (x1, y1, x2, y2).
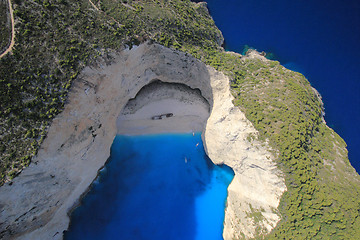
(204, 62, 287, 238)
(0, 43, 286, 239)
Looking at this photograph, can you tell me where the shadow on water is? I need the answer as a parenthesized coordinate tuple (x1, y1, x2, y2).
(64, 133, 234, 240)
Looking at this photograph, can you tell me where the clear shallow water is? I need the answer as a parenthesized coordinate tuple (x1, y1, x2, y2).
(201, 0, 360, 172)
(65, 133, 234, 240)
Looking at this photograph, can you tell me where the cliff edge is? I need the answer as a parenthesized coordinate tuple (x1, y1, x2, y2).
(1, 0, 360, 239)
(0, 43, 285, 240)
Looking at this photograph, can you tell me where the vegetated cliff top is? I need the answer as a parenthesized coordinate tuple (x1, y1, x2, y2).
(0, 0, 359, 239)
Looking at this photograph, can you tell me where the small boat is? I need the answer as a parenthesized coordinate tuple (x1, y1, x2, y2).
(151, 113, 174, 120)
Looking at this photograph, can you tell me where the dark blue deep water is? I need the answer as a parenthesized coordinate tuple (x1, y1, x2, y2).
(202, 0, 360, 172)
(65, 133, 234, 240)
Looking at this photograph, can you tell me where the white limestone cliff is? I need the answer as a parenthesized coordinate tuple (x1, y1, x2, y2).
(0, 43, 286, 239)
(203, 59, 287, 238)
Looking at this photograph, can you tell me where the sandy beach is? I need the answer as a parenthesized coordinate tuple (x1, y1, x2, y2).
(117, 81, 210, 135)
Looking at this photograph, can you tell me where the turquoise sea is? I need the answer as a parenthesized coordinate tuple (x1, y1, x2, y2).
(200, 0, 360, 172)
(65, 133, 234, 240)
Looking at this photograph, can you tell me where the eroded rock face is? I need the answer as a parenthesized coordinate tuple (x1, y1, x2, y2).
(203, 63, 287, 238)
(0, 43, 285, 239)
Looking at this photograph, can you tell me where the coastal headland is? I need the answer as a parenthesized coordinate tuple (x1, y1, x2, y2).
(0, 42, 286, 239)
(1, 0, 360, 239)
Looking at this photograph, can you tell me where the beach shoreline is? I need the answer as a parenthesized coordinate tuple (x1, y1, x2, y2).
(117, 81, 210, 135)
(0, 43, 285, 240)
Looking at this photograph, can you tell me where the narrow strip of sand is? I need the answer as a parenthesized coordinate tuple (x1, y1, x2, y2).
(117, 99, 209, 135)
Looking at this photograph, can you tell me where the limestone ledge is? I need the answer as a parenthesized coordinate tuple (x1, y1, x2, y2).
(0, 43, 286, 239)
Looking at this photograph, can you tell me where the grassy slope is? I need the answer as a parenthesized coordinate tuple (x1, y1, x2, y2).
(0, 0, 359, 239)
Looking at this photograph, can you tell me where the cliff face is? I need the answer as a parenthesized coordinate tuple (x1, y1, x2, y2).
(0, 43, 285, 239)
(203, 58, 286, 238)
(1, 1, 360, 239)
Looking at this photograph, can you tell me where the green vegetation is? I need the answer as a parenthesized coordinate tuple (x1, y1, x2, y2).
(226, 54, 360, 239)
(0, 0, 11, 52)
(0, 0, 221, 184)
(1, 0, 359, 239)
(176, 41, 360, 238)
(98, 0, 222, 50)
(1, 0, 117, 183)
(247, 205, 267, 236)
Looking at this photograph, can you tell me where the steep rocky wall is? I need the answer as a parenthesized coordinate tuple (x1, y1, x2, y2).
(203, 61, 287, 238)
(0, 43, 285, 239)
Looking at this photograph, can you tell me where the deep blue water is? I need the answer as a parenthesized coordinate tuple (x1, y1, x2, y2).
(65, 133, 234, 240)
(202, 0, 360, 172)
